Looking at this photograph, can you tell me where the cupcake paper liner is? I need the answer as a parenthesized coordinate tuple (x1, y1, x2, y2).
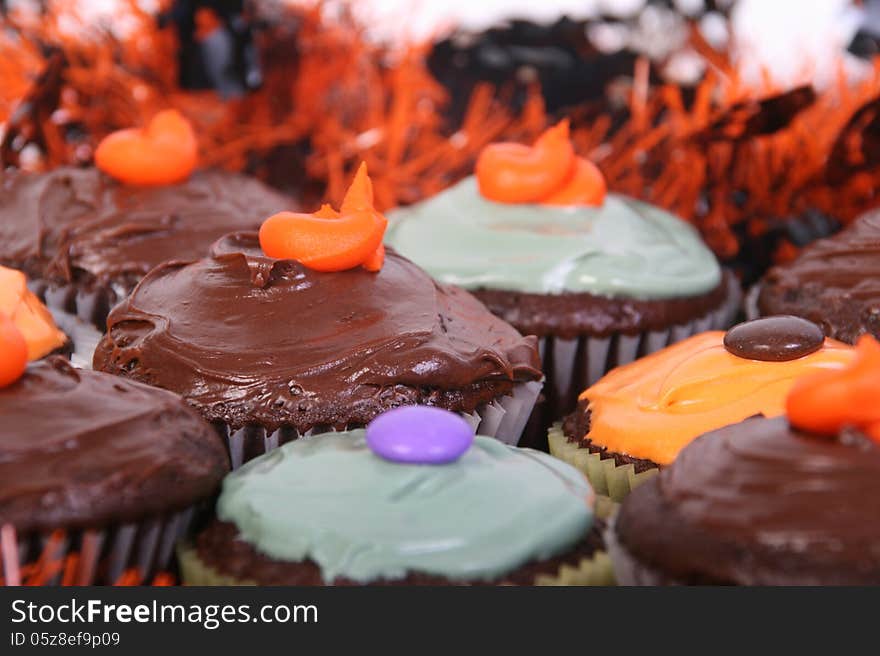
(217, 379, 544, 469)
(46, 307, 104, 369)
(31, 279, 121, 332)
(548, 423, 658, 514)
(538, 275, 742, 430)
(177, 540, 615, 586)
(744, 283, 762, 322)
(0, 508, 194, 586)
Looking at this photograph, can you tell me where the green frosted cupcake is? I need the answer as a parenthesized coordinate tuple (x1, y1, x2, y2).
(180, 407, 612, 586)
(385, 123, 738, 448)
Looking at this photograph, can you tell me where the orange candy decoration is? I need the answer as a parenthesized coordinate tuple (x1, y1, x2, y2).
(259, 163, 387, 272)
(475, 120, 606, 206)
(0, 266, 67, 361)
(786, 335, 880, 443)
(94, 110, 198, 186)
(0, 315, 27, 389)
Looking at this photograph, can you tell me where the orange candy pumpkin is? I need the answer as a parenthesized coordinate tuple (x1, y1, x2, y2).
(95, 109, 198, 186)
(0, 315, 27, 388)
(476, 120, 606, 207)
(259, 163, 387, 272)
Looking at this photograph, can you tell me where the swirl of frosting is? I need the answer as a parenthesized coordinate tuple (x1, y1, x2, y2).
(616, 416, 880, 584)
(787, 335, 880, 442)
(581, 331, 854, 465)
(217, 430, 594, 583)
(0, 266, 66, 360)
(93, 233, 542, 432)
(386, 177, 721, 298)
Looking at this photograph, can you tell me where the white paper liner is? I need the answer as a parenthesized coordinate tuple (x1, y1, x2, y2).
(216, 379, 544, 469)
(29, 279, 123, 331)
(538, 274, 742, 427)
(0, 508, 195, 586)
(745, 283, 762, 322)
(46, 307, 104, 369)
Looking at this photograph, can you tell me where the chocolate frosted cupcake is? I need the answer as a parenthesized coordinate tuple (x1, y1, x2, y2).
(0, 358, 228, 586)
(180, 407, 611, 586)
(608, 336, 880, 585)
(0, 112, 292, 328)
(94, 167, 543, 466)
(755, 210, 880, 343)
(386, 122, 739, 447)
(550, 317, 853, 504)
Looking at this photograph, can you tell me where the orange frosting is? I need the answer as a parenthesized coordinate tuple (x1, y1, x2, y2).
(475, 120, 606, 206)
(94, 109, 198, 186)
(259, 163, 387, 272)
(580, 331, 855, 465)
(0, 267, 67, 361)
(787, 335, 880, 442)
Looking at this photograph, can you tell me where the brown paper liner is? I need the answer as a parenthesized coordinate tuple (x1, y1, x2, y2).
(548, 423, 658, 515)
(45, 307, 104, 369)
(0, 508, 194, 586)
(176, 541, 615, 587)
(526, 275, 742, 450)
(217, 379, 544, 469)
(31, 279, 119, 331)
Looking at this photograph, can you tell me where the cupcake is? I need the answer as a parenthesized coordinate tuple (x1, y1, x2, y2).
(755, 210, 880, 343)
(0, 357, 228, 586)
(179, 406, 610, 586)
(0, 111, 292, 328)
(0, 265, 70, 361)
(385, 121, 739, 446)
(549, 316, 854, 504)
(608, 335, 880, 585)
(93, 166, 544, 467)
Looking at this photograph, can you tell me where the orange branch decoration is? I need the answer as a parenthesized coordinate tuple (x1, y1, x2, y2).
(786, 335, 880, 443)
(259, 163, 387, 272)
(94, 109, 198, 186)
(476, 120, 606, 206)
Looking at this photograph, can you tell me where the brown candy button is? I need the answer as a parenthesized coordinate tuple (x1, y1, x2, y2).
(724, 316, 825, 362)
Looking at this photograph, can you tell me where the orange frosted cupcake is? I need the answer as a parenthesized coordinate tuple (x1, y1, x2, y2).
(548, 316, 854, 504)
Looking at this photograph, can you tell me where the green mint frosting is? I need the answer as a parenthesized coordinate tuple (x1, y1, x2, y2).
(385, 177, 721, 298)
(217, 431, 594, 583)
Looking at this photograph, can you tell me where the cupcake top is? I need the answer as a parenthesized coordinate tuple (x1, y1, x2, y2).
(615, 337, 880, 584)
(0, 166, 291, 291)
(93, 231, 542, 432)
(214, 408, 594, 583)
(0, 265, 67, 360)
(576, 317, 854, 465)
(386, 123, 720, 299)
(0, 358, 228, 533)
(758, 211, 880, 343)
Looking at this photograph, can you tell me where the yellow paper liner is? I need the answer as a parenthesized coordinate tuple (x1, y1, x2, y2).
(178, 542, 615, 587)
(548, 423, 659, 510)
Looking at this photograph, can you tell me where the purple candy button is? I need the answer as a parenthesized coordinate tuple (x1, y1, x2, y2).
(366, 406, 475, 464)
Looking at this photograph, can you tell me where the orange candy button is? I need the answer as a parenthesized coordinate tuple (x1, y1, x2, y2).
(786, 335, 880, 440)
(0, 315, 27, 388)
(95, 109, 198, 186)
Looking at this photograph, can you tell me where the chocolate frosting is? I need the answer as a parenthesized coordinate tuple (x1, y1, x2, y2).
(0, 358, 228, 533)
(758, 211, 880, 344)
(615, 416, 880, 585)
(0, 167, 292, 292)
(93, 233, 542, 432)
